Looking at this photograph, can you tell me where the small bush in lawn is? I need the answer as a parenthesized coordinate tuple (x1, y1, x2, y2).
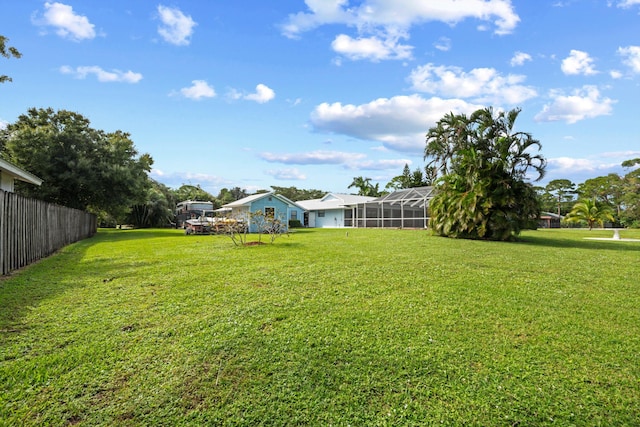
(219, 213, 249, 246)
(251, 210, 288, 243)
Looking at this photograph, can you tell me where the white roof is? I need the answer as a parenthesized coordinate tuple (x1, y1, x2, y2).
(297, 193, 376, 211)
(223, 192, 271, 207)
(222, 191, 305, 210)
(0, 158, 43, 186)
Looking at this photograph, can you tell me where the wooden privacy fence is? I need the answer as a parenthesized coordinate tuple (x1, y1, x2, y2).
(0, 190, 97, 275)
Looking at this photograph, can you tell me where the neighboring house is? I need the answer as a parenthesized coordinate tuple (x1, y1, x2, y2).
(538, 211, 562, 228)
(0, 158, 43, 192)
(297, 193, 376, 228)
(220, 191, 306, 233)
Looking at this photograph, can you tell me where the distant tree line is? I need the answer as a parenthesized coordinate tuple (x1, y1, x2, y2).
(2, 104, 638, 232)
(536, 159, 640, 227)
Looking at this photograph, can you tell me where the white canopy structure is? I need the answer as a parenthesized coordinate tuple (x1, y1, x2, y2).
(354, 186, 435, 229)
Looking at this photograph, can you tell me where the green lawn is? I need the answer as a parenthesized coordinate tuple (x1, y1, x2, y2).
(1, 228, 639, 426)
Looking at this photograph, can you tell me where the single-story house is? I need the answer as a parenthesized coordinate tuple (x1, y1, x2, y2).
(0, 158, 43, 192)
(220, 191, 306, 233)
(296, 193, 376, 228)
(538, 211, 562, 228)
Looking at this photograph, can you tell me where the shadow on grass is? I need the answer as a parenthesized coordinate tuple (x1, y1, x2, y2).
(517, 234, 640, 252)
(95, 227, 186, 243)
(97, 228, 312, 243)
(0, 246, 89, 337)
(1, 227, 302, 333)
(0, 230, 162, 337)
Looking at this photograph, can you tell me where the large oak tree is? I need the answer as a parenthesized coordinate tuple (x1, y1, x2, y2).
(0, 35, 21, 84)
(1, 107, 152, 220)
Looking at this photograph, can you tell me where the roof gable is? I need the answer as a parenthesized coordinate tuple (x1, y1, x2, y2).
(224, 192, 274, 207)
(321, 193, 341, 202)
(297, 193, 376, 211)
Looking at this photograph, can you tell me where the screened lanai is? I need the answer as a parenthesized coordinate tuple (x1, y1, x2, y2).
(351, 186, 435, 228)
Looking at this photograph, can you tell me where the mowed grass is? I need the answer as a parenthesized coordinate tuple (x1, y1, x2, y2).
(1, 228, 639, 426)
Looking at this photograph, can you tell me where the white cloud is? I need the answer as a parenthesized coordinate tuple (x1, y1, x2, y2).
(331, 33, 412, 61)
(60, 65, 142, 83)
(178, 80, 216, 100)
(409, 63, 537, 105)
(544, 152, 640, 184)
(34, 2, 96, 41)
(618, 46, 640, 73)
(157, 5, 196, 46)
(280, 0, 357, 37)
(265, 168, 307, 180)
(226, 88, 243, 101)
(310, 94, 483, 153)
(149, 169, 232, 193)
(0, 119, 8, 130)
(260, 150, 366, 165)
(226, 85, 275, 103)
(548, 157, 600, 172)
(281, 0, 518, 62)
(510, 51, 532, 66)
(600, 150, 640, 159)
(616, 0, 640, 8)
(543, 155, 628, 184)
(348, 159, 412, 171)
(545, 157, 610, 181)
(534, 86, 615, 123)
(610, 70, 623, 79)
(260, 151, 408, 172)
(546, 156, 625, 177)
(434, 37, 452, 52)
(244, 84, 275, 103)
(561, 50, 598, 75)
(282, 0, 520, 38)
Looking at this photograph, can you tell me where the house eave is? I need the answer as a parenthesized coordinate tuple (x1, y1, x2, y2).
(0, 159, 43, 186)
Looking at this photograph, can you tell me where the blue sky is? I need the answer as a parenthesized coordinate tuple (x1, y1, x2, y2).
(1, 1, 639, 195)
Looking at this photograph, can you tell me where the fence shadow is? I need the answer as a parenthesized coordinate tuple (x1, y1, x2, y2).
(0, 230, 164, 339)
(95, 227, 187, 243)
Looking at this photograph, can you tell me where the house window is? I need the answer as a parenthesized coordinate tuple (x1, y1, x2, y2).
(318, 210, 325, 217)
(290, 210, 297, 220)
(265, 207, 275, 217)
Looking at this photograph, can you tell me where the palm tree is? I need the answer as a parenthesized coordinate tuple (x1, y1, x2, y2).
(469, 107, 546, 182)
(426, 107, 546, 241)
(424, 112, 469, 177)
(565, 199, 615, 230)
(349, 176, 380, 197)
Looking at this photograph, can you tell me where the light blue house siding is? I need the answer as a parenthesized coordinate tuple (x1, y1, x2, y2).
(312, 209, 347, 228)
(296, 193, 377, 228)
(222, 192, 305, 233)
(247, 196, 301, 232)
